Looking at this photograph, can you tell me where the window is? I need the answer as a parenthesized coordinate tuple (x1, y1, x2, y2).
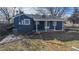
(53, 21, 57, 26)
(19, 19, 30, 25)
(24, 19, 30, 25)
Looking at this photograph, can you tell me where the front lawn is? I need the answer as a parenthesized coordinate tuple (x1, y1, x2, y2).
(0, 38, 79, 51)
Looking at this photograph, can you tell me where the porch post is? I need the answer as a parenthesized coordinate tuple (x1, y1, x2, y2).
(62, 21, 64, 31)
(54, 26, 55, 31)
(36, 21, 38, 32)
(45, 21, 47, 32)
(54, 21, 56, 31)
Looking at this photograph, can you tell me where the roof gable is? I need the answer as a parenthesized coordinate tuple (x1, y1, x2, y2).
(14, 14, 33, 20)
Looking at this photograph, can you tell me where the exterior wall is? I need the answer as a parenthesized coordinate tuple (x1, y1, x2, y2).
(35, 21, 63, 32)
(47, 21, 63, 31)
(13, 14, 35, 33)
(55, 21, 63, 30)
(47, 21, 54, 29)
(37, 21, 45, 31)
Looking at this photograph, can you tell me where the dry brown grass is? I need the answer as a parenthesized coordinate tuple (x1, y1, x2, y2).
(0, 38, 78, 51)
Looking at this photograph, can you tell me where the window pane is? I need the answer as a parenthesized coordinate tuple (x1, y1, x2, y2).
(24, 19, 30, 25)
(19, 19, 30, 25)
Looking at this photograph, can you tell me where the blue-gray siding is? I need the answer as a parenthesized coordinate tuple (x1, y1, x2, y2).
(13, 14, 35, 33)
(13, 14, 63, 33)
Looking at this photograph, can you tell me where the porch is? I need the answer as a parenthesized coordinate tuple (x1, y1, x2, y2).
(35, 20, 64, 32)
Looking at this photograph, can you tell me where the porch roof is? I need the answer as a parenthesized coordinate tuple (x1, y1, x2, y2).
(34, 19, 65, 21)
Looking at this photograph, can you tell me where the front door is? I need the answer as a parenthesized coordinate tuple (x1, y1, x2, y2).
(38, 21, 45, 31)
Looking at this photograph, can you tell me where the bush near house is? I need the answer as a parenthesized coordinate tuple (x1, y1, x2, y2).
(0, 23, 13, 40)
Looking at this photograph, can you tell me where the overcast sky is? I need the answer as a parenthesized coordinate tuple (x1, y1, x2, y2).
(21, 7, 37, 14)
(0, 7, 74, 18)
(21, 7, 73, 17)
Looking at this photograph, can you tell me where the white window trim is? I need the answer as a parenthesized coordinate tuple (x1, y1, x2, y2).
(19, 19, 30, 25)
(53, 21, 57, 26)
(62, 21, 64, 31)
(24, 19, 30, 25)
(53, 21, 57, 31)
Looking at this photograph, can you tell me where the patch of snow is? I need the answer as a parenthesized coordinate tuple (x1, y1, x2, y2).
(72, 46, 79, 51)
(0, 34, 24, 44)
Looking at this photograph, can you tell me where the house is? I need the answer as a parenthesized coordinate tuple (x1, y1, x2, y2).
(13, 14, 35, 33)
(13, 14, 65, 33)
(0, 15, 8, 24)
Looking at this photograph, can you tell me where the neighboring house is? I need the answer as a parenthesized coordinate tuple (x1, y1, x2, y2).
(0, 15, 8, 24)
(0, 18, 7, 24)
(13, 14, 65, 33)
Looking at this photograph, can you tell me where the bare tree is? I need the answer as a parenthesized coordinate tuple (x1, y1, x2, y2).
(35, 7, 69, 18)
(35, 8, 47, 15)
(0, 7, 16, 23)
(68, 7, 79, 23)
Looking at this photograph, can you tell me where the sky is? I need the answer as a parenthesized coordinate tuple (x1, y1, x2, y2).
(65, 7, 74, 17)
(0, 7, 74, 18)
(21, 7, 37, 14)
(21, 7, 74, 17)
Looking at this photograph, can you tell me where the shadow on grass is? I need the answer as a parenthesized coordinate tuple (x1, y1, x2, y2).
(26, 31, 79, 42)
(1, 31, 79, 42)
